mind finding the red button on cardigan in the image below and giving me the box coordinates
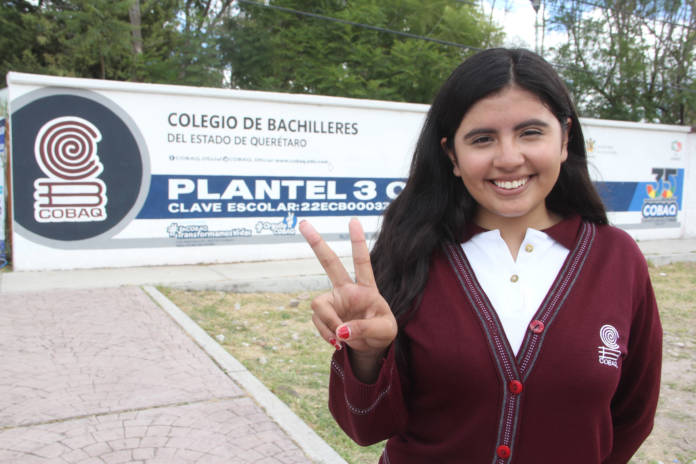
[497,445,511,459]
[529,320,545,334]
[508,380,523,394]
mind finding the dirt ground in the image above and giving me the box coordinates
[631,341,696,463]
[629,264,695,464]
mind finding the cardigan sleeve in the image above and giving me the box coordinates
[328,344,408,446]
[605,268,663,464]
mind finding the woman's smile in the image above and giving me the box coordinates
[490,176,530,191]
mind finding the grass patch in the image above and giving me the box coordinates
[162,261,696,464]
[159,288,385,463]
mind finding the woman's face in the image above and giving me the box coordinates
[442,85,569,231]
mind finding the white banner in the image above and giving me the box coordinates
[8,73,425,270]
[582,118,689,239]
[6,73,693,270]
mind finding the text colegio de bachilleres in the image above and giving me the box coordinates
[167,113,359,135]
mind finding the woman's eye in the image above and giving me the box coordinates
[471,136,493,144]
[522,129,543,137]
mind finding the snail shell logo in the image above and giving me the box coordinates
[11,89,149,244]
[597,324,621,368]
[33,117,107,223]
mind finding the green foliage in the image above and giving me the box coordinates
[54,0,135,80]
[0,1,51,79]
[1,0,135,81]
[4,0,691,125]
[221,0,503,103]
[0,0,226,86]
[546,0,696,125]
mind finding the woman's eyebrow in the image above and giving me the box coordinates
[463,127,495,139]
[514,119,550,130]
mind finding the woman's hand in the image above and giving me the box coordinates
[299,218,397,380]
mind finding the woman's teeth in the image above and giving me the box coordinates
[493,178,528,189]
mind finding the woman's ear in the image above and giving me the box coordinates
[560,118,571,162]
[441,137,461,176]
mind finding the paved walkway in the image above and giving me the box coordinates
[0,236,694,464]
[0,284,346,464]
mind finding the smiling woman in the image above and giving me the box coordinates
[441,85,570,257]
[299,48,663,464]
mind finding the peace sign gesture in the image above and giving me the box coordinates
[299,218,397,381]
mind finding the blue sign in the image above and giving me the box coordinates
[137,175,406,219]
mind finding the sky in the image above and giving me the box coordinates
[483,0,566,51]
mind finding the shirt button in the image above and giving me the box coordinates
[497,445,511,459]
[525,244,534,252]
[529,320,545,334]
[508,380,523,394]
[510,274,519,283]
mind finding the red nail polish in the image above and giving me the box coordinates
[329,338,343,350]
[337,326,351,340]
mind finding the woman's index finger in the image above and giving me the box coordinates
[299,220,353,287]
[348,218,376,287]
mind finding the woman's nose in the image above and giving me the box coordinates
[493,138,524,169]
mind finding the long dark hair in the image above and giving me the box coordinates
[371,48,607,330]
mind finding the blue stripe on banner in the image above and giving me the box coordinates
[137,175,406,219]
[594,181,639,212]
[136,169,685,219]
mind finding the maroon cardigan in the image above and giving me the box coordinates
[329,216,662,464]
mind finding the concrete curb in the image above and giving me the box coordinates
[642,252,696,266]
[167,275,332,293]
[142,285,348,464]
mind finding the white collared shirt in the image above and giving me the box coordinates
[461,229,569,355]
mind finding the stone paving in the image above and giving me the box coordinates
[0,287,313,463]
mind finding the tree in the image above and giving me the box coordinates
[129,0,144,56]
[545,0,696,125]
[1,0,503,99]
[1,0,142,82]
[54,0,136,80]
[0,0,229,86]
[162,0,236,86]
[220,0,503,103]
[0,0,57,82]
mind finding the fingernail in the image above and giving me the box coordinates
[329,337,343,351]
[337,325,351,340]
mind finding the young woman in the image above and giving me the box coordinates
[299,48,662,464]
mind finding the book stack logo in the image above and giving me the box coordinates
[33,117,107,223]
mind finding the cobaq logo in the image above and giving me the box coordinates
[33,116,107,223]
[12,89,149,243]
[642,167,679,222]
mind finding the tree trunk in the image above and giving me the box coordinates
[129,0,143,55]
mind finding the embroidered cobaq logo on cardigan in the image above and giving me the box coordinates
[598,324,621,368]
